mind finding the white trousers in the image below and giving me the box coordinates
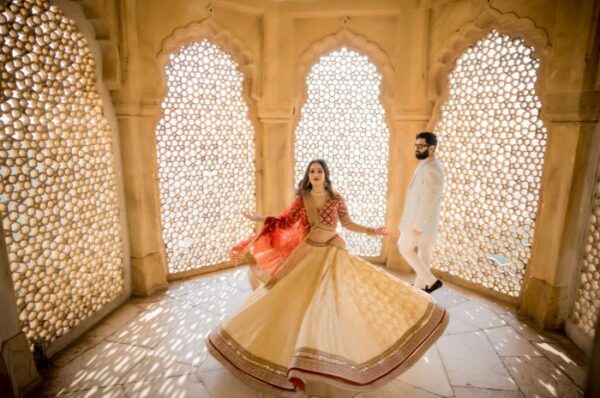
[397,231,437,289]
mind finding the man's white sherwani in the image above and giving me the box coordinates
[398,156,444,289]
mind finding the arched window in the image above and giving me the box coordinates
[295,47,389,257]
[0,0,125,345]
[156,39,256,275]
[432,30,547,296]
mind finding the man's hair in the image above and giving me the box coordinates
[416,131,438,146]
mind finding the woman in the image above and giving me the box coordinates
[207,160,448,397]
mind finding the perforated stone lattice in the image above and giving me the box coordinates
[0,0,124,345]
[295,47,389,257]
[156,39,256,274]
[432,30,547,297]
[572,173,600,337]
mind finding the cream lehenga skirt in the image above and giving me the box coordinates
[207,242,449,397]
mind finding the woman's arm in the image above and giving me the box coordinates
[242,210,265,222]
[242,196,305,226]
[337,195,389,236]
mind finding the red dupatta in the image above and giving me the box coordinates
[231,195,311,277]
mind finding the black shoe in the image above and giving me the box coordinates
[423,280,443,294]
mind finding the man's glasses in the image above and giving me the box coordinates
[414,144,431,150]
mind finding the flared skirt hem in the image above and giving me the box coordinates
[207,306,449,397]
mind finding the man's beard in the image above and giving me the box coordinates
[415,151,429,160]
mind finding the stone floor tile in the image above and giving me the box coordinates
[197,368,260,398]
[430,287,471,309]
[119,355,198,384]
[304,382,358,398]
[437,331,518,390]
[150,323,211,366]
[177,282,242,309]
[448,301,507,330]
[445,314,481,335]
[197,350,226,373]
[357,380,441,398]
[51,322,118,367]
[102,303,146,329]
[473,296,518,316]
[122,374,211,398]
[533,341,588,389]
[51,304,149,367]
[202,290,251,319]
[452,386,523,398]
[484,325,543,357]
[42,341,151,395]
[397,345,453,396]
[52,385,127,397]
[40,266,588,398]
[168,306,221,334]
[503,356,583,398]
[501,315,557,343]
[108,298,189,349]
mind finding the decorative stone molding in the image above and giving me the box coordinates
[57,0,122,89]
[294,28,396,117]
[427,7,551,130]
[156,18,260,101]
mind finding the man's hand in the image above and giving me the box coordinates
[374,226,390,236]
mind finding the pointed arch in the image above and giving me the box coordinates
[427,8,551,130]
[292,29,395,260]
[154,19,262,277]
[157,18,260,101]
[294,28,395,122]
[426,10,552,298]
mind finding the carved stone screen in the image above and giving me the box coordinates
[432,30,546,296]
[294,47,389,257]
[0,0,124,345]
[572,173,600,337]
[156,39,256,275]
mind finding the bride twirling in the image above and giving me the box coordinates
[206,159,449,397]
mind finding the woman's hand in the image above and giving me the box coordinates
[374,226,390,236]
[242,210,265,222]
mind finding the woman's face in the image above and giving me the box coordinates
[308,163,325,188]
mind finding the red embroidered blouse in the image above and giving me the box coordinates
[231,193,370,277]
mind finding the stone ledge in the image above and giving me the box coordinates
[0,332,40,398]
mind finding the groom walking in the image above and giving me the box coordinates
[398,131,444,294]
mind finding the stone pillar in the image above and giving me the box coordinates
[259,118,295,215]
[519,120,586,328]
[386,119,429,273]
[0,224,40,396]
[518,0,600,329]
[117,111,169,296]
[106,0,168,296]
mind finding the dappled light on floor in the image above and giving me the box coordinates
[37,267,587,397]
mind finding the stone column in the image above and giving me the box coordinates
[519,120,586,328]
[386,118,429,273]
[0,224,40,397]
[259,118,295,215]
[117,110,169,296]
[518,0,600,329]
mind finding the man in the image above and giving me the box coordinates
[398,131,444,294]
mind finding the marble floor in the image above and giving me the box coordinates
[34,266,589,398]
